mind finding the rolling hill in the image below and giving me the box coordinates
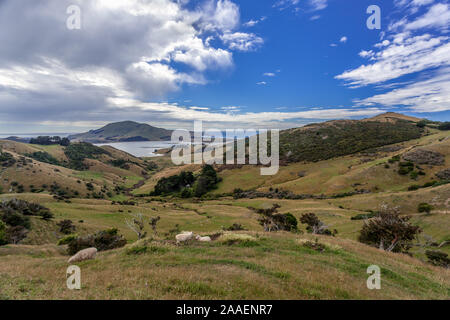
[0,113,449,300]
[68,121,173,143]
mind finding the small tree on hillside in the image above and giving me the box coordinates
[149,216,161,235]
[125,213,147,240]
[358,203,421,253]
[300,213,336,235]
[418,203,433,215]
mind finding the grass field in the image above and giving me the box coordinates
[0,127,449,300]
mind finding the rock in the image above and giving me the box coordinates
[402,149,445,166]
[68,247,97,264]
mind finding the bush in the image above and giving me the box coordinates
[300,213,335,235]
[250,204,297,232]
[0,199,53,221]
[5,226,28,244]
[418,203,433,214]
[438,122,450,131]
[351,211,376,220]
[153,171,195,195]
[0,221,7,245]
[25,151,60,166]
[67,228,127,255]
[358,206,421,253]
[1,210,30,229]
[224,223,246,231]
[426,250,449,268]
[302,239,326,252]
[57,220,76,234]
[57,234,78,246]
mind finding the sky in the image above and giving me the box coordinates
[0,0,449,133]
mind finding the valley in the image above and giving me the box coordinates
[0,113,449,300]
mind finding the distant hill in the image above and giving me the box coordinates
[278,113,424,163]
[68,121,172,143]
[362,112,422,123]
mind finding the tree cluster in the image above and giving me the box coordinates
[29,136,70,146]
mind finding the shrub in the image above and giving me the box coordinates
[1,210,30,229]
[0,221,7,245]
[351,211,376,220]
[301,238,326,252]
[180,188,193,198]
[300,213,335,235]
[67,228,127,255]
[57,220,76,234]
[126,245,148,255]
[410,171,419,180]
[25,151,60,166]
[408,185,420,191]
[153,171,195,195]
[251,204,298,232]
[418,203,433,214]
[5,226,28,244]
[57,234,78,246]
[437,122,450,131]
[224,223,246,231]
[426,250,449,268]
[358,205,421,253]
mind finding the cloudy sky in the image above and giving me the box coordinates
[0,0,449,133]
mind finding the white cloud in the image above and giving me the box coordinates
[336,34,450,86]
[263,72,276,77]
[356,68,450,112]
[340,36,348,43]
[273,0,326,12]
[404,3,450,31]
[200,0,240,32]
[256,81,267,85]
[221,32,264,51]
[243,16,266,27]
[0,0,270,130]
[309,0,328,11]
[359,50,374,58]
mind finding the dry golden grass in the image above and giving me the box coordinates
[0,231,448,300]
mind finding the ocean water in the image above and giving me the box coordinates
[94,141,177,157]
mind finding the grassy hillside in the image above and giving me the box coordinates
[0,114,448,300]
[213,129,449,196]
[0,140,156,198]
[279,118,423,163]
[0,192,448,300]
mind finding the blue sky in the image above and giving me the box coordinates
[0,0,449,133]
